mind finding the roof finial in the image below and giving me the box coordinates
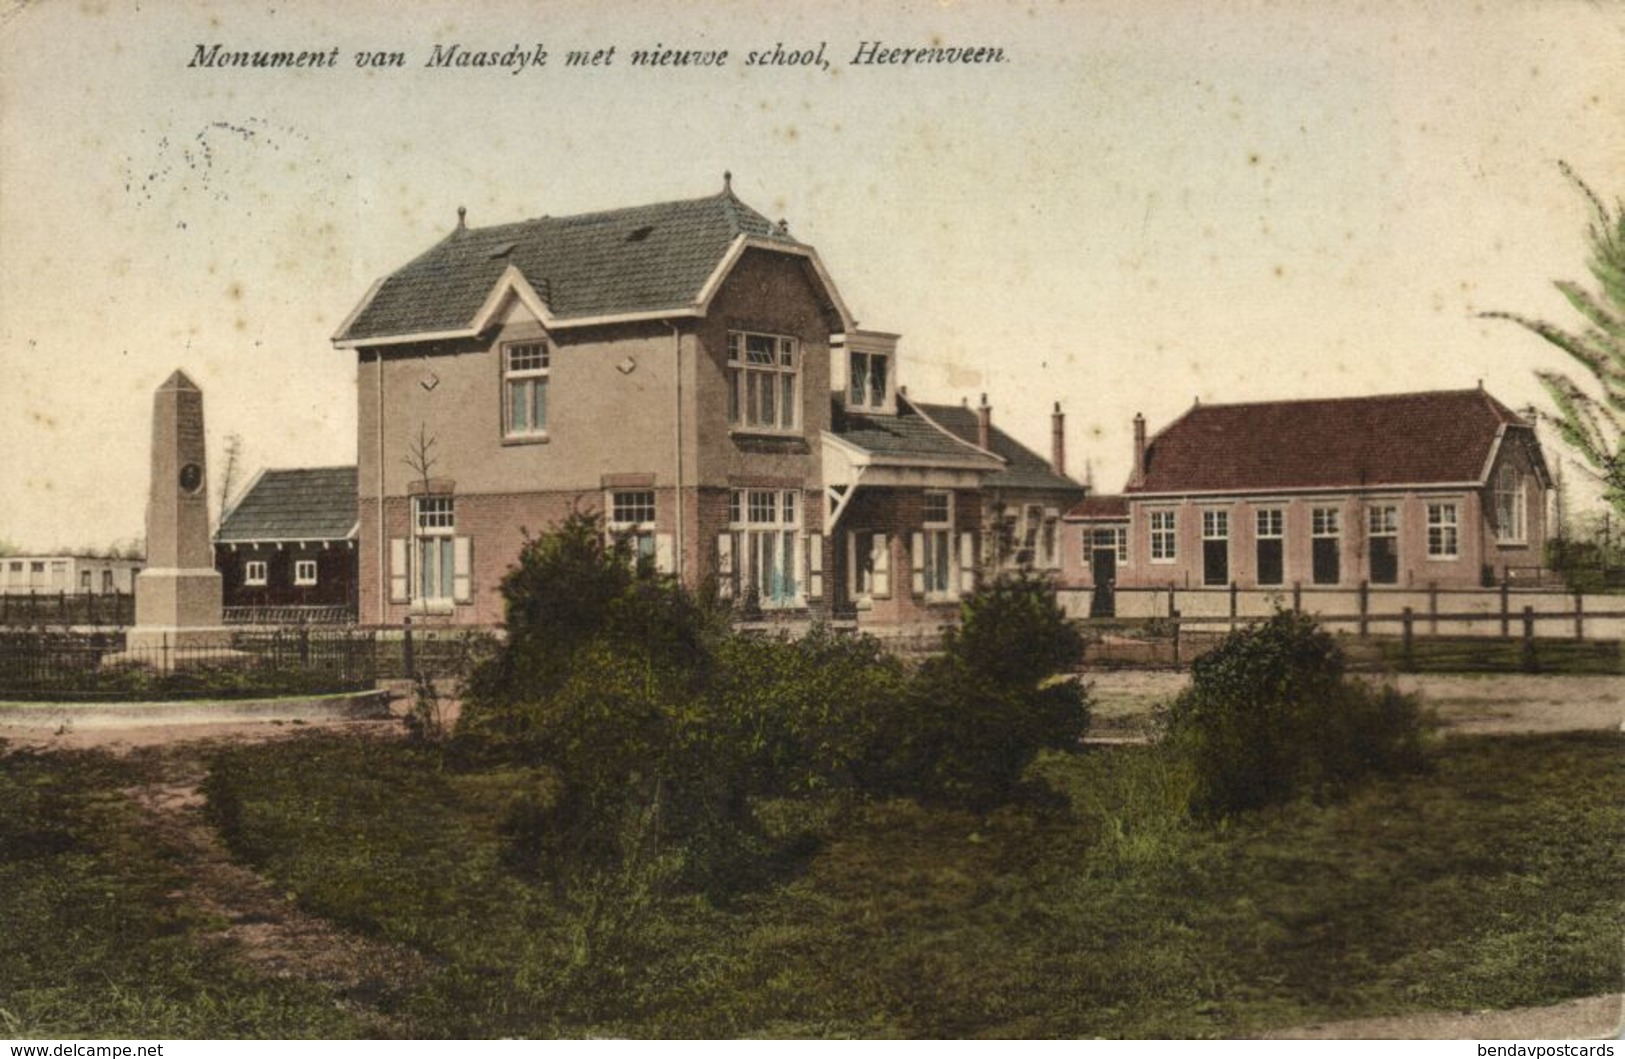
[777,217,790,235]
[723,170,733,193]
[456,206,467,230]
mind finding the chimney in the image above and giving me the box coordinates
[1130,413,1147,487]
[976,393,991,450]
[1051,401,1067,477]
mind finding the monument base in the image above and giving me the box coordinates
[106,626,246,672]
[134,568,224,628]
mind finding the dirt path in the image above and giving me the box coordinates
[118,727,429,1036]
[1264,993,1623,1040]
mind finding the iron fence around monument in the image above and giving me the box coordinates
[0,628,380,701]
[0,591,136,627]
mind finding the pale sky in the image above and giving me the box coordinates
[1,0,1620,552]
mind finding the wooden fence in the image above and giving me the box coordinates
[1080,599,1625,673]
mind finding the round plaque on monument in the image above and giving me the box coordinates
[179,462,203,493]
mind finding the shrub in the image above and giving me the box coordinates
[706,627,911,798]
[458,510,724,752]
[1163,610,1431,820]
[886,573,1090,809]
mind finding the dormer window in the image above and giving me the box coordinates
[839,331,900,415]
[849,350,889,412]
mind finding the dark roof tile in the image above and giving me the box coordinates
[1065,495,1129,520]
[1130,389,1535,494]
[915,402,1084,494]
[338,190,798,341]
[217,467,358,543]
[831,396,1002,468]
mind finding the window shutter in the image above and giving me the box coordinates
[806,532,824,599]
[911,532,926,595]
[655,534,674,575]
[389,538,409,603]
[452,537,473,603]
[792,531,807,601]
[873,533,890,598]
[716,533,734,599]
[959,531,977,594]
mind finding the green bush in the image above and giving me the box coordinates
[1164,610,1431,820]
[886,573,1090,809]
[459,511,724,752]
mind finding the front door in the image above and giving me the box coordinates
[1090,547,1117,618]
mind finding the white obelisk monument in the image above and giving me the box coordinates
[125,370,231,658]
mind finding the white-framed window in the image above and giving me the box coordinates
[848,349,889,412]
[1091,526,1128,563]
[244,560,268,586]
[1149,510,1177,563]
[503,341,549,438]
[725,489,802,607]
[294,559,318,586]
[1368,504,1400,585]
[1018,503,1045,565]
[79,570,92,592]
[414,495,457,606]
[1201,509,1229,586]
[1494,464,1526,543]
[1255,508,1284,586]
[1311,506,1341,585]
[727,331,799,432]
[915,491,955,599]
[609,489,659,569]
[1427,502,1460,559]
[29,561,45,588]
[848,530,890,604]
[101,570,114,594]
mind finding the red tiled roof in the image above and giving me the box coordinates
[1065,495,1129,520]
[1129,389,1533,495]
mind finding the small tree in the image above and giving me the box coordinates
[1484,163,1625,517]
[1163,610,1430,820]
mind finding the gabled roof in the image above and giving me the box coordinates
[913,402,1084,493]
[334,184,850,344]
[1128,389,1544,495]
[829,395,1003,470]
[217,467,358,544]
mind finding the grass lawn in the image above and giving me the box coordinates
[180,728,1622,1038]
[0,745,365,1037]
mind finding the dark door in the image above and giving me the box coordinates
[1090,548,1117,618]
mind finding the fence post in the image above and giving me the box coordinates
[1522,606,1538,673]
[1428,581,1439,634]
[1401,606,1414,672]
[1229,581,1238,628]
[1500,579,1510,638]
[402,615,415,681]
[1358,580,1369,637]
[1292,581,1302,612]
[298,623,310,665]
[1574,591,1584,642]
[1170,606,1181,668]
[59,590,67,624]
